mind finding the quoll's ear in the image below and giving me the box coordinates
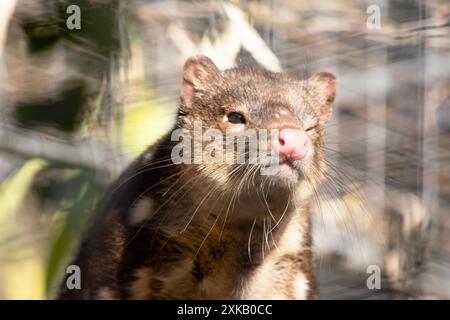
[308,72,337,123]
[181,55,220,109]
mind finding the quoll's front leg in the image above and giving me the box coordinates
[241,252,316,300]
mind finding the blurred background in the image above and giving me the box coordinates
[0,0,449,299]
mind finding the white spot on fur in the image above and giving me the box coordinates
[130,197,154,225]
[96,287,115,300]
[242,255,290,299]
[293,273,309,299]
[277,215,304,254]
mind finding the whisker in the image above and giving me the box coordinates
[247,218,257,263]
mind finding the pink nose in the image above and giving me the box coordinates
[277,128,309,161]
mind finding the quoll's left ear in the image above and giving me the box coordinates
[308,72,337,123]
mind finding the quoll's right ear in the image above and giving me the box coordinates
[308,72,337,124]
[181,55,220,109]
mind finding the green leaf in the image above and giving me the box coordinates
[45,171,103,298]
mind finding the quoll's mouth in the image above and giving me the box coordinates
[279,153,298,163]
[279,158,295,168]
[279,159,299,172]
[259,157,303,185]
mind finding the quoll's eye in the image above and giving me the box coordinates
[227,112,246,124]
[306,124,319,132]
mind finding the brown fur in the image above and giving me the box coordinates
[57,56,336,300]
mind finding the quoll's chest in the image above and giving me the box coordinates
[123,212,310,299]
[124,237,246,299]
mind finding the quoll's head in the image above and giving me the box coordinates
[176,55,336,193]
